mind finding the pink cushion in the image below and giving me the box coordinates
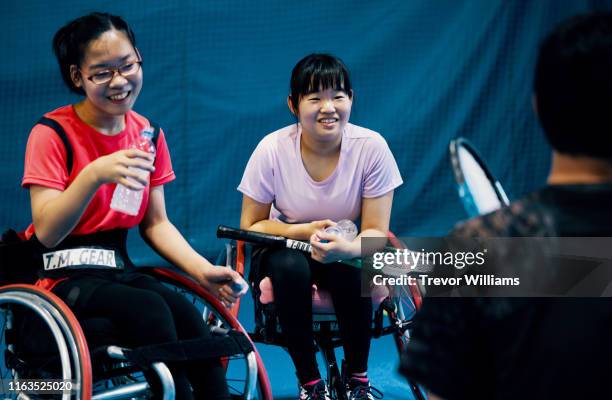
[258,277,276,304]
[258,277,389,313]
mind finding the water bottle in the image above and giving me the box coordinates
[110,127,156,216]
[324,219,358,241]
[230,280,247,294]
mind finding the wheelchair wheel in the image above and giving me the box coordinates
[145,268,273,400]
[385,287,415,353]
[0,284,92,400]
[383,233,422,352]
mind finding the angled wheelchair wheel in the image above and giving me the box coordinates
[0,284,92,400]
[144,268,273,400]
[379,294,426,400]
[383,234,427,400]
[383,232,422,353]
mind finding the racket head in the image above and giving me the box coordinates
[449,137,510,217]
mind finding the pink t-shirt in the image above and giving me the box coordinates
[238,123,403,223]
[22,105,175,239]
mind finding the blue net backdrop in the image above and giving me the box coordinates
[1,0,610,264]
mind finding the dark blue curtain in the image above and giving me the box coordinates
[2,0,610,263]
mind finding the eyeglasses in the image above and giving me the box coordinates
[81,60,142,85]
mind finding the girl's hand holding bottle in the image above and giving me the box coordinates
[310,219,360,263]
[197,265,249,308]
[87,148,155,190]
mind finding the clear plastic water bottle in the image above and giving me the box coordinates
[110,127,156,216]
[324,219,358,241]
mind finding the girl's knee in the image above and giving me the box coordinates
[131,292,176,334]
[265,249,311,282]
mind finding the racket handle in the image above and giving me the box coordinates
[286,239,312,253]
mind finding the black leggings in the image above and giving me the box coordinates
[54,272,229,400]
[256,248,373,383]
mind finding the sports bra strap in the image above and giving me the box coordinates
[37,116,73,174]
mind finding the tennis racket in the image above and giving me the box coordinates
[216,225,367,268]
[217,225,313,252]
[449,137,509,217]
[218,226,425,313]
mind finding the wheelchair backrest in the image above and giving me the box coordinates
[0,229,42,285]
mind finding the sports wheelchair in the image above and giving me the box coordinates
[217,227,426,400]
[0,231,274,400]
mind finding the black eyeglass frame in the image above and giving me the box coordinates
[81,60,143,85]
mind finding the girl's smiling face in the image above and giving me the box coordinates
[294,87,353,143]
[71,29,142,118]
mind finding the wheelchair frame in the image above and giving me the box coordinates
[227,238,426,400]
[0,268,274,400]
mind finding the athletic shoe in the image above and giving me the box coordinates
[345,377,384,400]
[299,379,331,400]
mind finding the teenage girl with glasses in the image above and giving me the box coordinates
[22,12,247,399]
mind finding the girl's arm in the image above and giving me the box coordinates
[31,149,153,248]
[310,191,394,263]
[240,194,334,241]
[140,185,246,305]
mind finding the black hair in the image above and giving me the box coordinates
[52,12,137,95]
[289,53,352,113]
[534,12,612,160]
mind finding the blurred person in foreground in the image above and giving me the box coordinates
[400,12,612,400]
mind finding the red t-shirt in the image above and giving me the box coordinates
[22,105,175,239]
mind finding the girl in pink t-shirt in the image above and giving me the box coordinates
[239,54,402,400]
